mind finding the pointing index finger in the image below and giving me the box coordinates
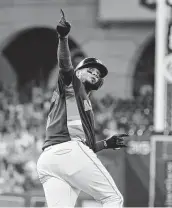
[60,9,65,20]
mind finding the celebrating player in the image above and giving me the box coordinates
[37,9,128,208]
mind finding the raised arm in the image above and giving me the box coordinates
[56,9,73,73]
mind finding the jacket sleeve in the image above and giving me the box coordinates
[94,140,105,152]
[57,37,74,86]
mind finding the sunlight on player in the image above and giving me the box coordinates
[37,9,128,208]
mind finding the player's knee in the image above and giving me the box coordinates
[119,194,124,206]
[101,192,124,207]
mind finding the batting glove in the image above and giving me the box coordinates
[104,133,128,150]
[56,9,71,38]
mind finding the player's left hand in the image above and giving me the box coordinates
[104,133,128,150]
[56,9,71,38]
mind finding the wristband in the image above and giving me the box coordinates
[103,140,108,148]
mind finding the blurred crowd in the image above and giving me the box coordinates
[92,91,153,141]
[0,82,51,193]
[0,81,154,194]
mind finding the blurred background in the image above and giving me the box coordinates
[0,0,171,207]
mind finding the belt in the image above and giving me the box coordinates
[43,143,57,151]
[43,140,86,151]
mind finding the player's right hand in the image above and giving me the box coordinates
[104,133,128,150]
[56,9,71,38]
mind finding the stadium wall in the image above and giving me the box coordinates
[0,0,154,99]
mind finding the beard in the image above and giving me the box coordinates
[84,78,103,91]
[75,70,104,92]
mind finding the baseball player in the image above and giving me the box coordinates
[37,10,128,208]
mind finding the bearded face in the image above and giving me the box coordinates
[76,68,103,91]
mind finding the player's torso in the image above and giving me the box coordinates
[43,72,96,150]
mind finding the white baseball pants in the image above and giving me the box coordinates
[37,141,123,207]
